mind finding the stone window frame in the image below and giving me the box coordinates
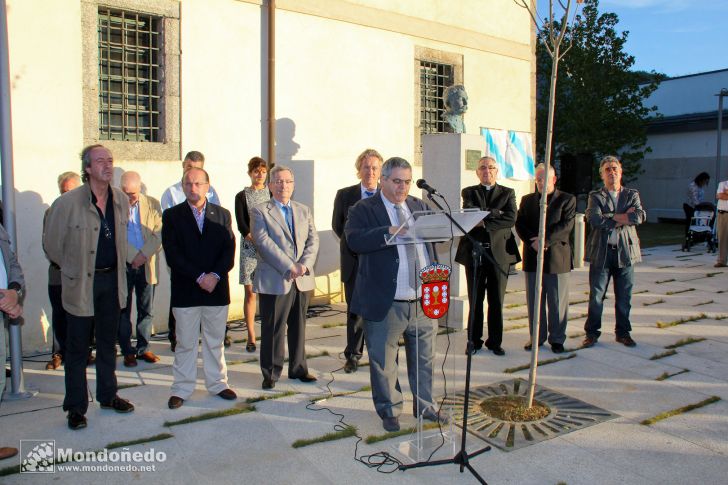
[414,46,463,166]
[81,0,180,160]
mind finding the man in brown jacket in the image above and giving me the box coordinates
[44,144,135,430]
[118,171,163,367]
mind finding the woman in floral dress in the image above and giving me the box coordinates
[234,157,269,352]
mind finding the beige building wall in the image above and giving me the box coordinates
[4,0,533,351]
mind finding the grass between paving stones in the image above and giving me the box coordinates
[657,265,675,269]
[322,322,347,328]
[640,396,721,425]
[227,357,258,365]
[705,272,722,277]
[246,390,297,404]
[285,350,329,362]
[665,288,695,295]
[292,425,358,448]
[106,433,174,450]
[655,278,675,284]
[310,385,372,403]
[568,312,588,321]
[503,353,576,374]
[506,313,529,321]
[568,331,586,339]
[569,299,588,305]
[655,369,690,381]
[665,337,706,349]
[504,323,528,332]
[633,289,648,295]
[164,403,255,427]
[506,302,526,309]
[693,300,714,307]
[649,349,678,360]
[117,382,142,390]
[364,422,441,444]
[437,327,457,335]
[656,313,707,328]
[643,298,665,306]
[232,336,262,344]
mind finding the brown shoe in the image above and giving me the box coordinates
[138,351,160,363]
[616,335,637,347]
[714,262,727,268]
[168,396,184,409]
[46,353,63,370]
[123,354,137,367]
[0,447,18,460]
[582,335,598,348]
[217,388,237,400]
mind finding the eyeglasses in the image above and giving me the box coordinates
[386,177,412,186]
[273,180,294,186]
[184,182,209,188]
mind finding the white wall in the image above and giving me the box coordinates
[5,0,533,351]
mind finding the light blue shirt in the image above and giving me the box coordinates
[127,202,144,251]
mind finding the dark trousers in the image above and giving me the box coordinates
[259,287,310,382]
[683,203,695,238]
[584,248,634,339]
[167,303,176,344]
[118,264,155,355]
[49,284,67,356]
[63,271,120,415]
[343,278,365,361]
[465,258,509,348]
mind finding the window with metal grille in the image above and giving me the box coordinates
[98,8,161,142]
[419,60,454,135]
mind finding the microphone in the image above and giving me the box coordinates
[416,179,441,196]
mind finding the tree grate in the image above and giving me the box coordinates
[442,378,618,451]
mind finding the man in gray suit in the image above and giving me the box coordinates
[251,165,319,390]
[0,223,25,461]
[583,156,645,348]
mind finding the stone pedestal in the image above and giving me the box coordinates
[422,133,485,330]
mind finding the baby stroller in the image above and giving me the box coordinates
[684,202,717,252]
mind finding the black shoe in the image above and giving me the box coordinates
[100,396,135,413]
[382,417,400,432]
[223,335,232,348]
[292,373,317,383]
[465,342,482,355]
[582,335,598,348]
[551,343,565,354]
[616,335,637,347]
[67,412,87,430]
[217,388,237,400]
[262,379,275,390]
[486,345,505,356]
[344,358,358,373]
[170,341,177,352]
[168,396,184,409]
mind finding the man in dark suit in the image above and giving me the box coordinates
[583,156,645,348]
[332,148,382,373]
[455,156,520,356]
[162,167,237,409]
[345,157,445,432]
[252,165,319,390]
[515,164,575,354]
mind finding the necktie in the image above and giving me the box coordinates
[282,206,297,256]
[364,190,375,198]
[395,204,417,291]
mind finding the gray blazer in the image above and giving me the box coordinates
[251,198,319,295]
[0,224,25,317]
[585,187,645,268]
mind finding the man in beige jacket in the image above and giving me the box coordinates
[118,171,163,367]
[44,144,134,430]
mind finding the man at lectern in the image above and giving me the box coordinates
[345,156,446,432]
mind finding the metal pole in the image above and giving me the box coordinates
[0,0,34,399]
[716,89,727,186]
[267,0,275,169]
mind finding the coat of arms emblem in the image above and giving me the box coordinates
[419,263,450,319]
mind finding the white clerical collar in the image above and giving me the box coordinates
[481,184,494,191]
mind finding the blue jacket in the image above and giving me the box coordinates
[344,192,436,322]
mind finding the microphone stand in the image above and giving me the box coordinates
[398,191,502,484]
